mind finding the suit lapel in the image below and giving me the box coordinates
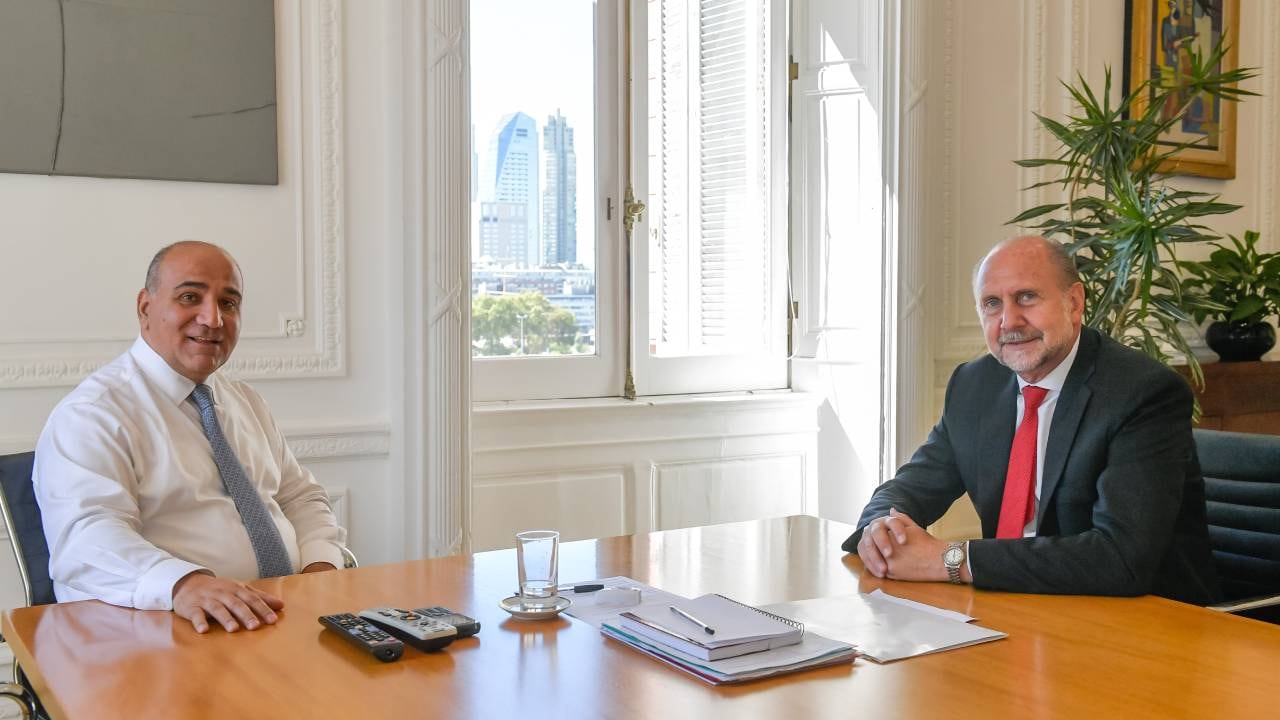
[977,372,1019,535]
[1036,328,1098,529]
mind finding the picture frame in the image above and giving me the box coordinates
[1124,0,1241,179]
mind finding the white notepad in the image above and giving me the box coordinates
[619,593,803,660]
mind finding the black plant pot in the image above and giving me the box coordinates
[1206,321,1277,362]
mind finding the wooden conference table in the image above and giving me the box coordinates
[4,515,1279,719]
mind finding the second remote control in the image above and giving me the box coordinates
[413,606,481,638]
[359,608,458,651]
[318,613,404,662]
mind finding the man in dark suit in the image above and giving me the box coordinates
[844,235,1219,605]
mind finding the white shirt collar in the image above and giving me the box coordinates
[129,336,209,407]
[1016,332,1082,393]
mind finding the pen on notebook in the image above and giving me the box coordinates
[669,605,716,635]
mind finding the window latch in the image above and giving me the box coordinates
[623,184,646,235]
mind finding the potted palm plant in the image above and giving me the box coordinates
[1008,39,1257,388]
[1178,230,1280,361]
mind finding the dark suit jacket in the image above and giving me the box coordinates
[842,327,1220,605]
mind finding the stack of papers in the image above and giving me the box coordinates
[761,591,1006,663]
[600,623,857,685]
[596,589,855,685]
[618,594,804,660]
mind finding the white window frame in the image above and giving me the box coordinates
[470,0,625,401]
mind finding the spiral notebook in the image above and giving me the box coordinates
[618,593,804,660]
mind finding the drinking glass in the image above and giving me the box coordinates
[515,530,559,609]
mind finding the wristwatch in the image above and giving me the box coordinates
[942,541,966,584]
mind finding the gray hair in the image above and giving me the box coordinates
[144,241,241,292]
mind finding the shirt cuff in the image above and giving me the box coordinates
[965,540,974,581]
[135,557,208,611]
[299,540,344,571]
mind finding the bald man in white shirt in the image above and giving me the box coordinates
[34,241,347,633]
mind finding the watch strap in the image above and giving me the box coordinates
[944,541,964,584]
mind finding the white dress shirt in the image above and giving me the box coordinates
[1012,333,1081,536]
[34,337,346,611]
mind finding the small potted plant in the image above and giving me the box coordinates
[1179,230,1280,362]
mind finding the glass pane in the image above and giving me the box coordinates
[471,0,598,357]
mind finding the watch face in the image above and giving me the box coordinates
[944,547,964,566]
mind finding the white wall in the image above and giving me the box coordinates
[923,0,1280,538]
[0,1,413,692]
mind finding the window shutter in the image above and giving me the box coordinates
[634,0,786,393]
[650,0,772,356]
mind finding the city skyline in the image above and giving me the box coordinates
[471,0,595,269]
[476,110,584,269]
[542,110,577,266]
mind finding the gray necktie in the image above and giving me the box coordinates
[190,384,295,578]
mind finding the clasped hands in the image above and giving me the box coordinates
[856,508,969,583]
[172,561,335,633]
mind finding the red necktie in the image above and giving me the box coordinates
[996,385,1050,539]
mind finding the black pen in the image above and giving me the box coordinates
[558,583,605,593]
[669,605,716,635]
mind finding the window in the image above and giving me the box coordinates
[470,0,787,400]
[470,0,622,401]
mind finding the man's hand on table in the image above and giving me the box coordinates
[172,571,284,633]
[857,508,971,583]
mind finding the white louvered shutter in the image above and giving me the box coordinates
[633,0,786,394]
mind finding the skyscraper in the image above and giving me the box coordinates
[541,111,577,266]
[482,112,539,267]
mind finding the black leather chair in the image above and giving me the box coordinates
[0,451,48,718]
[1194,429,1280,624]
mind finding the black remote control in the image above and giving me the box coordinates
[318,613,405,662]
[413,606,482,638]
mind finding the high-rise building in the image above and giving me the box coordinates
[541,111,577,266]
[481,112,540,267]
[477,202,529,266]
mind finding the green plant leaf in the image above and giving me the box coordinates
[1228,296,1266,323]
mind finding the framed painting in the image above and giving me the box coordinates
[1125,0,1241,179]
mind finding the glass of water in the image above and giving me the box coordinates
[515,530,559,609]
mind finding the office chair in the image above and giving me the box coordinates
[0,451,46,719]
[1194,429,1280,624]
[341,546,359,569]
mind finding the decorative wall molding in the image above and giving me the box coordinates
[287,426,392,462]
[473,394,819,541]
[1,425,390,462]
[648,452,808,531]
[329,486,349,535]
[894,0,932,465]
[0,0,346,388]
[471,468,631,550]
[939,0,959,358]
[1018,0,1047,210]
[400,0,471,560]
